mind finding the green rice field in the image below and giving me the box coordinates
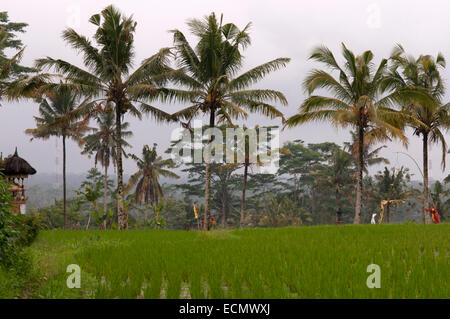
[17,224,450,298]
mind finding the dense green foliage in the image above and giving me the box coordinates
[20,224,449,299]
[24,136,449,230]
[0,176,40,298]
[0,175,15,265]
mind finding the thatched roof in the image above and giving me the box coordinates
[0,148,37,176]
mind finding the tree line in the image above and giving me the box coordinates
[0,5,449,230]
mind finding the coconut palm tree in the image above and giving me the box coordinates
[34,5,182,229]
[25,86,89,229]
[284,43,427,223]
[126,144,179,212]
[82,109,132,224]
[383,45,450,223]
[230,125,283,228]
[169,13,290,228]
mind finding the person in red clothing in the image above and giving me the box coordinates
[208,216,216,230]
[425,207,441,224]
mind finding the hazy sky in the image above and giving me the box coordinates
[1,0,449,181]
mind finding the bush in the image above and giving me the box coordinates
[0,175,39,268]
[13,214,42,247]
[0,249,34,298]
[0,175,40,298]
[0,175,16,267]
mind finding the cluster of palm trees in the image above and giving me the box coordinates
[285,44,449,224]
[3,5,449,228]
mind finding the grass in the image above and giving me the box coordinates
[0,249,39,299]
[5,223,450,299]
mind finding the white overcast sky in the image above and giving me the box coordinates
[1,0,449,181]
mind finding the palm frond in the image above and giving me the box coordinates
[228,58,290,91]
[139,102,173,123]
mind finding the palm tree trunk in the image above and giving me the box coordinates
[354,126,364,224]
[221,187,226,228]
[204,109,215,230]
[335,186,340,224]
[240,163,248,228]
[386,202,390,223]
[103,164,108,230]
[204,164,211,230]
[115,105,127,229]
[62,135,67,230]
[293,174,298,203]
[423,132,431,224]
[86,213,91,230]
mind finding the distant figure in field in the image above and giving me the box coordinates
[425,207,441,224]
[208,217,216,230]
[371,213,377,224]
[72,222,81,230]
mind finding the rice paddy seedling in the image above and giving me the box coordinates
[12,224,449,299]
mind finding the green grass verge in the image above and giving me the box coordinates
[3,223,449,299]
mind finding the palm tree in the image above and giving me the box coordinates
[126,144,179,214]
[233,126,283,228]
[25,86,89,229]
[372,166,411,223]
[35,5,181,229]
[284,43,426,223]
[383,45,449,223]
[82,109,132,225]
[169,13,290,228]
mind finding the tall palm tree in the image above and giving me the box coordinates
[82,109,132,224]
[284,43,426,223]
[233,125,283,228]
[35,5,181,229]
[25,86,89,229]
[169,13,290,228]
[126,144,179,210]
[383,45,449,223]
